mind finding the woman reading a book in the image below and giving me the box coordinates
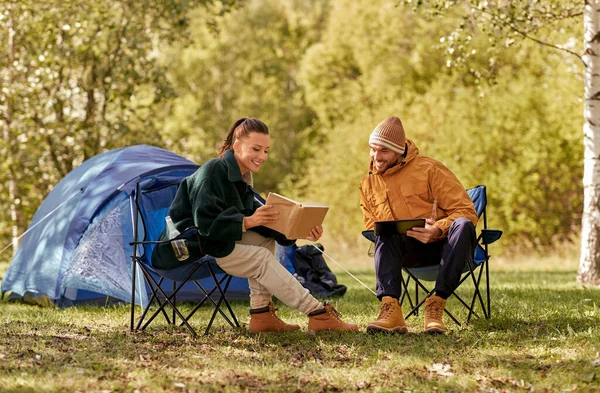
[157,117,357,333]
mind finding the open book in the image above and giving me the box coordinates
[262,192,329,239]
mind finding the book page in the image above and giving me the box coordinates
[262,193,328,238]
[263,193,300,236]
[288,205,329,239]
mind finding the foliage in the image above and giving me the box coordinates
[0,257,599,392]
[297,0,582,250]
[160,0,329,193]
[0,0,588,254]
[0,0,235,249]
[404,0,583,80]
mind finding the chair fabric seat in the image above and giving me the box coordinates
[146,256,224,282]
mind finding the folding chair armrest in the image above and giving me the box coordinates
[362,230,376,243]
[129,227,201,246]
[129,240,170,246]
[479,229,502,245]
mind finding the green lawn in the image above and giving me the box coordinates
[1,253,599,392]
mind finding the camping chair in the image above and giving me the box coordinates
[362,185,502,326]
[129,178,240,336]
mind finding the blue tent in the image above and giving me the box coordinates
[1,145,250,307]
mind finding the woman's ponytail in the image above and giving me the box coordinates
[217,117,269,157]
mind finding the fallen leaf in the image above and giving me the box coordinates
[427,363,454,377]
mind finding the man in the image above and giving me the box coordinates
[359,116,477,334]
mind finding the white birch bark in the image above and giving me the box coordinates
[3,10,19,257]
[579,0,600,285]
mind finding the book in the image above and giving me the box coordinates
[262,192,329,239]
[374,218,426,236]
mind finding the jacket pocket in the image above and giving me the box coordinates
[401,183,431,217]
[370,191,388,207]
[401,183,429,198]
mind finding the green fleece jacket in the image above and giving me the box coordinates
[152,149,294,269]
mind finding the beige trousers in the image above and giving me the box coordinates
[215,231,322,314]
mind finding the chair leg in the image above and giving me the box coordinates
[466,263,488,323]
[401,269,464,327]
[399,272,415,311]
[476,262,490,319]
[172,280,176,326]
[217,275,240,327]
[187,274,238,329]
[203,265,240,335]
[485,258,491,318]
[139,265,203,336]
[130,258,138,331]
[185,273,230,322]
[414,279,419,316]
[403,269,434,319]
[204,276,231,336]
[136,272,172,330]
[137,274,174,329]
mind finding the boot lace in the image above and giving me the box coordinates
[269,305,287,326]
[377,302,395,320]
[426,301,443,321]
[324,302,343,321]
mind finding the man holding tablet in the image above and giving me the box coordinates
[359,116,478,334]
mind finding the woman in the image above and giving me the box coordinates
[154,118,357,333]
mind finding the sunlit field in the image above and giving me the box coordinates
[1,239,598,393]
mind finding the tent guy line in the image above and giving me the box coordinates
[0,189,84,256]
[308,242,377,296]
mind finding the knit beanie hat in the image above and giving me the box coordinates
[369,116,406,154]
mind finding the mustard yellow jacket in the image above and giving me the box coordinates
[359,139,477,238]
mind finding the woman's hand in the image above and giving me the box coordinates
[244,205,279,229]
[305,225,323,242]
[406,218,442,243]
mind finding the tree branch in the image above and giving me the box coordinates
[478,8,586,66]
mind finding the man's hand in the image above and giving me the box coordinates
[244,205,279,229]
[305,225,323,242]
[406,218,442,243]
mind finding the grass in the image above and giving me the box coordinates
[1,249,600,392]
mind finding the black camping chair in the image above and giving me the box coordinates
[362,185,502,325]
[129,178,239,336]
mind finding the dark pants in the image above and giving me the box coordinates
[374,217,476,300]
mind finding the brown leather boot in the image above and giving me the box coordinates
[366,296,408,334]
[424,295,447,333]
[248,302,300,333]
[307,301,358,333]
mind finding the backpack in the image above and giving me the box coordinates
[292,243,347,298]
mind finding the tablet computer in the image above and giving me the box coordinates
[374,218,426,236]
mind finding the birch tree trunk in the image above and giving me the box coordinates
[3,10,20,257]
[579,0,600,285]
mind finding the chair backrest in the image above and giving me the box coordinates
[133,175,187,264]
[466,185,488,265]
[466,185,486,219]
